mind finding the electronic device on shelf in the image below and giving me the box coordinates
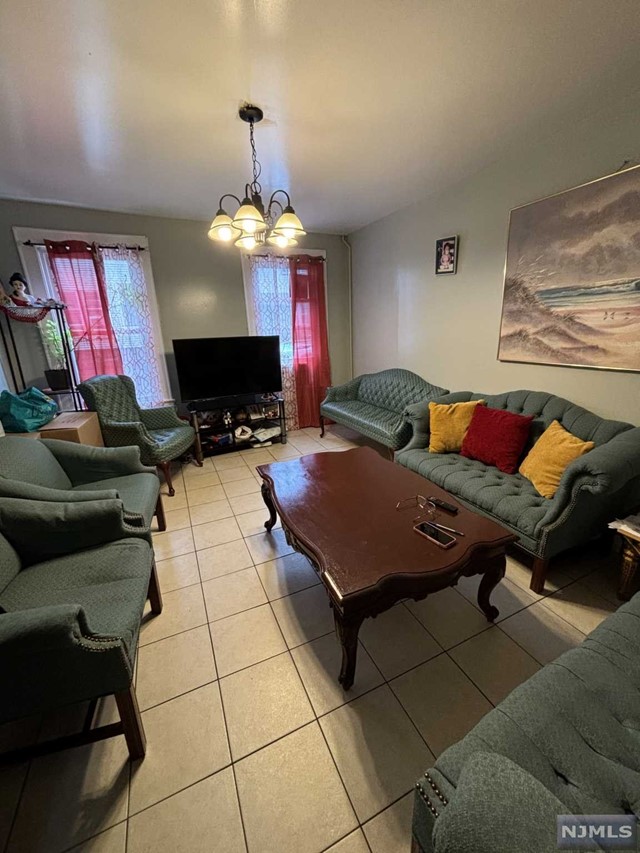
[252,425,282,443]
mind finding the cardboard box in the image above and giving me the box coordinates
[39,412,104,447]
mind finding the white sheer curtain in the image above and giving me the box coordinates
[244,255,299,431]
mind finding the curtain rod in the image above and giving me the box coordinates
[22,240,146,251]
[250,253,325,261]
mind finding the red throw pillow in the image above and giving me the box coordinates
[460,405,533,474]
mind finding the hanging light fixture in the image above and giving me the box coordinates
[208,104,305,251]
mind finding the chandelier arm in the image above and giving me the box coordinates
[266,190,291,219]
[218,193,242,210]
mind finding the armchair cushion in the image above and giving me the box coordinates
[42,439,152,484]
[0,479,118,504]
[74,473,160,527]
[0,435,71,490]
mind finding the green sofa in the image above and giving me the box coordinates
[0,435,165,534]
[398,390,640,592]
[0,497,162,761]
[320,369,448,451]
[412,593,640,853]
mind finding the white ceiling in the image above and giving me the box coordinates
[1,0,639,233]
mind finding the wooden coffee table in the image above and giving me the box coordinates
[257,446,516,689]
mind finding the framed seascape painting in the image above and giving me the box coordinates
[498,164,640,372]
[435,236,458,275]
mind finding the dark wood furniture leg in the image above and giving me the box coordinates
[477,557,505,621]
[618,538,640,601]
[148,562,163,614]
[530,556,548,594]
[319,414,325,438]
[261,482,278,532]
[155,494,166,532]
[157,461,175,497]
[334,611,364,691]
[114,685,146,760]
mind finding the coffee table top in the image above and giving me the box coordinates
[257,446,515,601]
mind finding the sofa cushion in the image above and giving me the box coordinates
[0,532,21,597]
[357,368,447,412]
[0,435,72,490]
[0,539,152,660]
[461,406,533,474]
[321,400,410,448]
[428,400,484,454]
[520,420,595,499]
[74,472,160,526]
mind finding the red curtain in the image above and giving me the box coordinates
[45,240,123,380]
[290,255,331,428]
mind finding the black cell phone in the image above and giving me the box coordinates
[428,496,458,514]
[414,521,457,549]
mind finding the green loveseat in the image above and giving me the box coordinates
[412,593,640,853]
[320,369,448,451]
[0,497,162,761]
[398,390,640,592]
[0,435,165,534]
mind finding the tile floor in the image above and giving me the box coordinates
[0,425,626,853]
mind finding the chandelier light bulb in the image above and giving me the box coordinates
[208,210,240,242]
[235,232,258,250]
[217,225,234,241]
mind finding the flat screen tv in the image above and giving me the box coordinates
[173,335,282,401]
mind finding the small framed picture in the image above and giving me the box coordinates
[435,236,458,275]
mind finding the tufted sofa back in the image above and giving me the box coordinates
[357,369,448,413]
[443,389,632,447]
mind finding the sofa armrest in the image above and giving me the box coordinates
[140,405,185,430]
[322,376,362,405]
[42,439,153,485]
[402,392,474,451]
[0,497,148,565]
[0,478,119,503]
[558,426,640,495]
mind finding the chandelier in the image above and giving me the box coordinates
[207,104,306,251]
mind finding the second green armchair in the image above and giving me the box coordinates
[78,374,198,496]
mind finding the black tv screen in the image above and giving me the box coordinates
[172,336,282,401]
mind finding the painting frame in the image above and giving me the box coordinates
[435,235,458,275]
[497,164,640,374]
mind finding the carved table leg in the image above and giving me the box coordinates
[618,538,640,601]
[261,482,278,533]
[477,556,505,622]
[334,611,364,691]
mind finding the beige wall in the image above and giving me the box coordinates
[349,88,640,425]
[0,199,351,396]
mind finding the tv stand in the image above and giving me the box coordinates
[189,393,287,462]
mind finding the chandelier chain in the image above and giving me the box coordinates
[249,121,262,195]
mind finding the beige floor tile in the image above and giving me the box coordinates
[155,552,200,593]
[139,584,207,646]
[184,472,223,493]
[136,626,217,711]
[319,685,433,822]
[213,455,250,471]
[219,466,255,484]
[455,574,539,622]
[158,490,187,510]
[228,491,269,515]
[221,652,314,760]
[236,508,282,537]
[188,498,234,526]
[360,605,442,679]
[540,580,618,634]
[9,737,129,853]
[245,528,294,564]
[406,587,491,649]
[192,516,243,550]
[390,655,492,756]
[128,767,245,853]
[210,603,287,677]
[182,458,214,477]
[500,602,586,665]
[202,567,267,622]
[0,765,28,851]
[0,716,41,752]
[325,830,370,853]
[66,822,127,853]
[449,626,540,704]
[239,448,276,465]
[129,683,230,815]
[222,477,262,498]
[235,723,357,853]
[579,564,624,606]
[286,434,324,452]
[271,584,334,648]
[362,792,413,853]
[152,527,195,561]
[197,538,254,581]
[162,507,192,532]
[186,483,227,506]
[505,556,572,597]
[268,444,302,461]
[291,634,384,716]
[255,552,320,601]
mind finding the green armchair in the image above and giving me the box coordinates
[78,374,198,496]
[0,435,165,533]
[0,497,162,761]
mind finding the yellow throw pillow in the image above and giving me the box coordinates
[428,400,485,454]
[519,419,594,499]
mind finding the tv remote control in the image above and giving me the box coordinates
[429,496,458,514]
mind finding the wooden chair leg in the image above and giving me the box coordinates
[530,556,549,594]
[114,685,146,761]
[157,461,175,497]
[148,561,163,614]
[319,414,325,438]
[155,494,167,532]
